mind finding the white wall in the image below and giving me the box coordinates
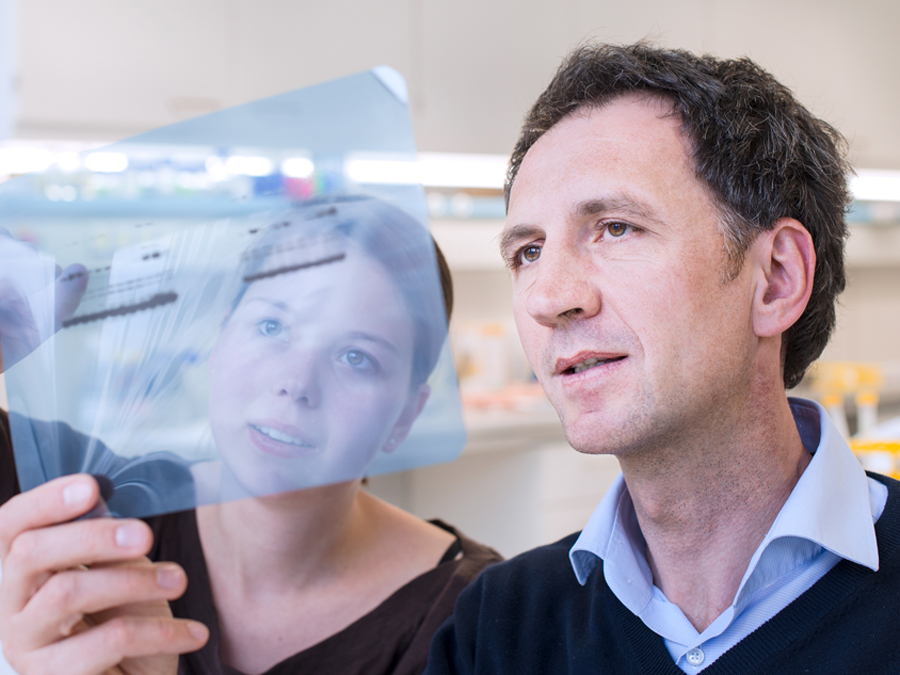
[369,442,623,559]
[11,0,900,169]
[0,0,15,140]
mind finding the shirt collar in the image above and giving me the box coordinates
[569,397,880,597]
[751,398,879,570]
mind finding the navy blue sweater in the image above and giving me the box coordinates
[426,473,900,674]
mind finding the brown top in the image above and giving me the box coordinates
[0,410,502,675]
[153,512,499,675]
[0,409,20,505]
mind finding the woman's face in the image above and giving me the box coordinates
[207,244,424,497]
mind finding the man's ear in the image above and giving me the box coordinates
[750,218,815,339]
[381,383,431,453]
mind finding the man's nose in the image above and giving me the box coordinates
[274,355,321,407]
[522,245,601,327]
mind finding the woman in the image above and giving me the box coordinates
[0,196,501,675]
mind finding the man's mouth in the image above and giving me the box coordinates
[250,424,315,448]
[559,354,627,375]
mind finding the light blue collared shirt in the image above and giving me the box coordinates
[569,398,888,673]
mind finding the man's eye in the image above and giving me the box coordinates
[518,245,542,265]
[257,319,285,338]
[341,349,377,372]
[607,222,628,238]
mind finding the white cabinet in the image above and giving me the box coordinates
[0,0,14,140]
[367,406,622,559]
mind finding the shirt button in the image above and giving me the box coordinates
[686,648,705,666]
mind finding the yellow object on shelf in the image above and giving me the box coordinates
[819,393,843,409]
[808,362,885,439]
[856,391,880,407]
[810,362,884,395]
[850,440,900,479]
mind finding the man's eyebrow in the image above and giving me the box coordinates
[575,196,662,223]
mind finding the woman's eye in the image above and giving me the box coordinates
[257,319,285,338]
[518,244,542,265]
[341,349,377,371]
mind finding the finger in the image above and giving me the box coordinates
[0,475,100,558]
[0,517,153,616]
[12,563,188,651]
[13,616,208,675]
[0,236,38,255]
[55,263,88,327]
[0,277,41,371]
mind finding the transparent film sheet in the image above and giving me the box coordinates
[0,68,465,518]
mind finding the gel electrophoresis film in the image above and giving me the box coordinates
[0,68,466,518]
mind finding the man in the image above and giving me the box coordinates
[425,43,900,673]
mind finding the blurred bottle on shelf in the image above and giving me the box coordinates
[809,361,900,477]
[453,321,510,393]
[451,320,551,413]
[809,361,883,438]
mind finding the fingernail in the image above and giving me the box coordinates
[188,621,209,641]
[115,522,146,548]
[156,565,183,589]
[63,481,93,507]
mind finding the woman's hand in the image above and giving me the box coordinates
[0,475,208,675]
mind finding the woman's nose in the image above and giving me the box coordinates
[522,244,601,327]
[274,356,321,407]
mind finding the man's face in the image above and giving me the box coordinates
[503,95,758,456]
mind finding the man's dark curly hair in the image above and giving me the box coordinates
[506,43,851,389]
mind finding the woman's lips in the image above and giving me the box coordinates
[247,420,319,458]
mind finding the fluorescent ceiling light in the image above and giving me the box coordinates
[84,152,129,173]
[55,152,82,172]
[417,153,507,189]
[20,139,900,205]
[346,153,508,189]
[44,184,78,202]
[281,157,314,179]
[851,169,900,202]
[346,157,418,185]
[205,156,229,180]
[225,155,273,177]
[0,147,54,174]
